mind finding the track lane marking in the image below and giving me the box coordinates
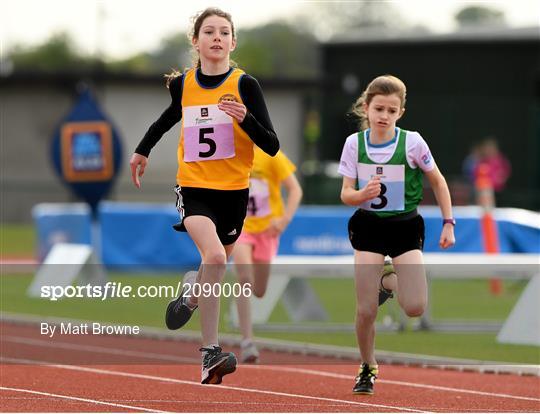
[247,366,540,402]
[0,386,167,412]
[2,335,197,363]
[0,357,427,413]
[4,335,538,402]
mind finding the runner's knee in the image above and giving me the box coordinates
[356,305,377,324]
[402,301,426,317]
[203,251,227,265]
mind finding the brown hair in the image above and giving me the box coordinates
[350,75,407,130]
[165,8,236,87]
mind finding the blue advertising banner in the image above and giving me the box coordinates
[51,86,122,213]
[33,203,540,269]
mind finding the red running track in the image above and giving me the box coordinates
[1,322,539,412]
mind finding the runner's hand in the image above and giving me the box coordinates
[439,224,456,249]
[130,153,148,189]
[218,100,247,122]
[266,217,288,237]
[361,176,381,201]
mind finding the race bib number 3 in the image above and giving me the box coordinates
[183,104,235,162]
[358,163,405,211]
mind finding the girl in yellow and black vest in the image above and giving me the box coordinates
[130,8,279,385]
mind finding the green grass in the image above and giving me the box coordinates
[0,224,35,256]
[1,273,538,364]
[309,278,527,322]
[254,331,540,364]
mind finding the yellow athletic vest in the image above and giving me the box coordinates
[243,148,296,233]
[177,68,254,190]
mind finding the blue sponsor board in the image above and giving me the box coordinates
[32,204,93,261]
[51,87,123,213]
[34,204,540,268]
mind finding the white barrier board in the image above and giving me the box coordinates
[497,275,540,346]
[27,243,106,298]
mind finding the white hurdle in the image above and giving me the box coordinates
[228,253,539,345]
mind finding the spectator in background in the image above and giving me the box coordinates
[475,137,511,193]
[462,143,481,203]
[462,143,481,185]
[462,138,511,204]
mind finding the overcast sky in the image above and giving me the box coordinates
[2,0,539,59]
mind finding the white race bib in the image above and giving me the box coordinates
[247,177,271,217]
[357,163,405,211]
[183,104,235,162]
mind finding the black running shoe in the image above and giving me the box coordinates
[352,363,378,395]
[165,272,197,330]
[378,283,394,306]
[200,346,237,384]
[378,261,395,306]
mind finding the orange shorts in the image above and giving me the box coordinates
[236,231,280,262]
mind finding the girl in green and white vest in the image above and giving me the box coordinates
[338,75,455,395]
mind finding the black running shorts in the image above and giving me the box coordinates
[173,186,249,245]
[347,209,425,258]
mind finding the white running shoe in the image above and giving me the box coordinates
[240,341,260,363]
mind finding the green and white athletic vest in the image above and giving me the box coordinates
[357,128,423,217]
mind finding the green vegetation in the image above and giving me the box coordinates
[5,3,507,77]
[255,331,540,364]
[311,278,528,322]
[0,224,35,256]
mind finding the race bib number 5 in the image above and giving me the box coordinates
[183,104,235,162]
[357,163,405,211]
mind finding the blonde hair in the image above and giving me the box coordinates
[351,75,407,130]
[165,7,236,87]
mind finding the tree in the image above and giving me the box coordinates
[147,32,192,72]
[234,22,318,78]
[455,6,506,28]
[292,2,403,40]
[8,32,97,72]
[6,21,319,78]
[106,32,191,74]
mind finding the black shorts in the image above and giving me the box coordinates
[173,186,249,245]
[347,209,425,258]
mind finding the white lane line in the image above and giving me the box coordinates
[0,357,427,413]
[381,377,540,402]
[109,399,354,407]
[245,366,540,402]
[2,335,197,363]
[0,386,167,413]
[4,335,538,403]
